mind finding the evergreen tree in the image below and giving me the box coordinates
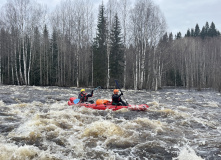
[162,32,169,42]
[209,22,217,37]
[50,28,58,85]
[194,24,200,37]
[204,22,210,36]
[190,28,195,37]
[175,32,182,39]
[169,32,173,41]
[92,4,108,88]
[31,27,41,85]
[185,29,191,37]
[109,14,125,85]
[200,26,206,39]
[41,24,50,85]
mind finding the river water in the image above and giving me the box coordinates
[0,85,220,160]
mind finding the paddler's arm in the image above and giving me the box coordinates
[87,90,94,97]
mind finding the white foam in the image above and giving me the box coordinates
[0,100,5,106]
[173,145,204,160]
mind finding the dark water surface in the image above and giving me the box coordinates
[0,85,220,160]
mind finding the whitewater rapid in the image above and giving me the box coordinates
[0,85,220,160]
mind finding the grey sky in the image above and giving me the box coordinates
[154,0,221,35]
[0,0,220,36]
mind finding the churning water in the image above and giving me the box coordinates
[0,85,220,160]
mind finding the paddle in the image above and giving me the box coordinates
[114,80,128,104]
[74,98,80,104]
[94,86,101,90]
[74,86,101,104]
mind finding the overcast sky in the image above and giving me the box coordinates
[154,0,221,36]
[1,0,220,36]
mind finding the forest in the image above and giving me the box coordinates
[0,0,220,92]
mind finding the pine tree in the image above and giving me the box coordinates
[50,28,58,85]
[41,24,50,85]
[162,32,169,42]
[169,32,173,41]
[92,4,108,88]
[204,22,210,36]
[109,14,125,85]
[185,29,191,37]
[194,24,200,37]
[31,27,41,85]
[200,26,206,39]
[209,22,217,37]
[190,28,195,37]
[175,32,182,39]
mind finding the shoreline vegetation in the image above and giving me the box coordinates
[0,0,220,92]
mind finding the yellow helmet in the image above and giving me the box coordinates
[81,89,85,92]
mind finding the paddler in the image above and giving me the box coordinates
[78,89,94,103]
[112,89,128,106]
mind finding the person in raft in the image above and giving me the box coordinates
[112,89,128,106]
[78,89,94,104]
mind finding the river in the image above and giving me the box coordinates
[0,85,220,160]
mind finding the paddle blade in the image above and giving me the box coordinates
[74,99,80,104]
[94,86,101,90]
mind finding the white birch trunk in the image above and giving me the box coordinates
[140,39,146,89]
[11,67,14,84]
[153,49,158,91]
[40,43,42,85]
[76,45,79,88]
[92,50,94,86]
[23,38,27,85]
[134,52,138,90]
[122,0,127,88]
[14,43,20,85]
[19,45,24,84]
[27,40,32,85]
[107,45,110,89]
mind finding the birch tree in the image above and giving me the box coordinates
[118,0,130,88]
[130,0,166,90]
[50,0,94,87]
[2,0,47,85]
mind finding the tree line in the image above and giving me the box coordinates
[175,22,220,39]
[0,0,220,92]
[170,22,221,91]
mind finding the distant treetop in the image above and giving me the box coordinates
[184,22,220,38]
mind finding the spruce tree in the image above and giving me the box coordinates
[190,28,195,37]
[92,4,108,87]
[194,24,200,37]
[109,14,124,85]
[31,27,41,85]
[200,26,206,39]
[42,25,50,85]
[162,32,169,42]
[169,32,173,41]
[209,22,217,37]
[185,29,191,37]
[175,32,182,39]
[50,28,58,85]
[204,22,210,36]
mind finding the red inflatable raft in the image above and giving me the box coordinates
[68,97,149,111]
